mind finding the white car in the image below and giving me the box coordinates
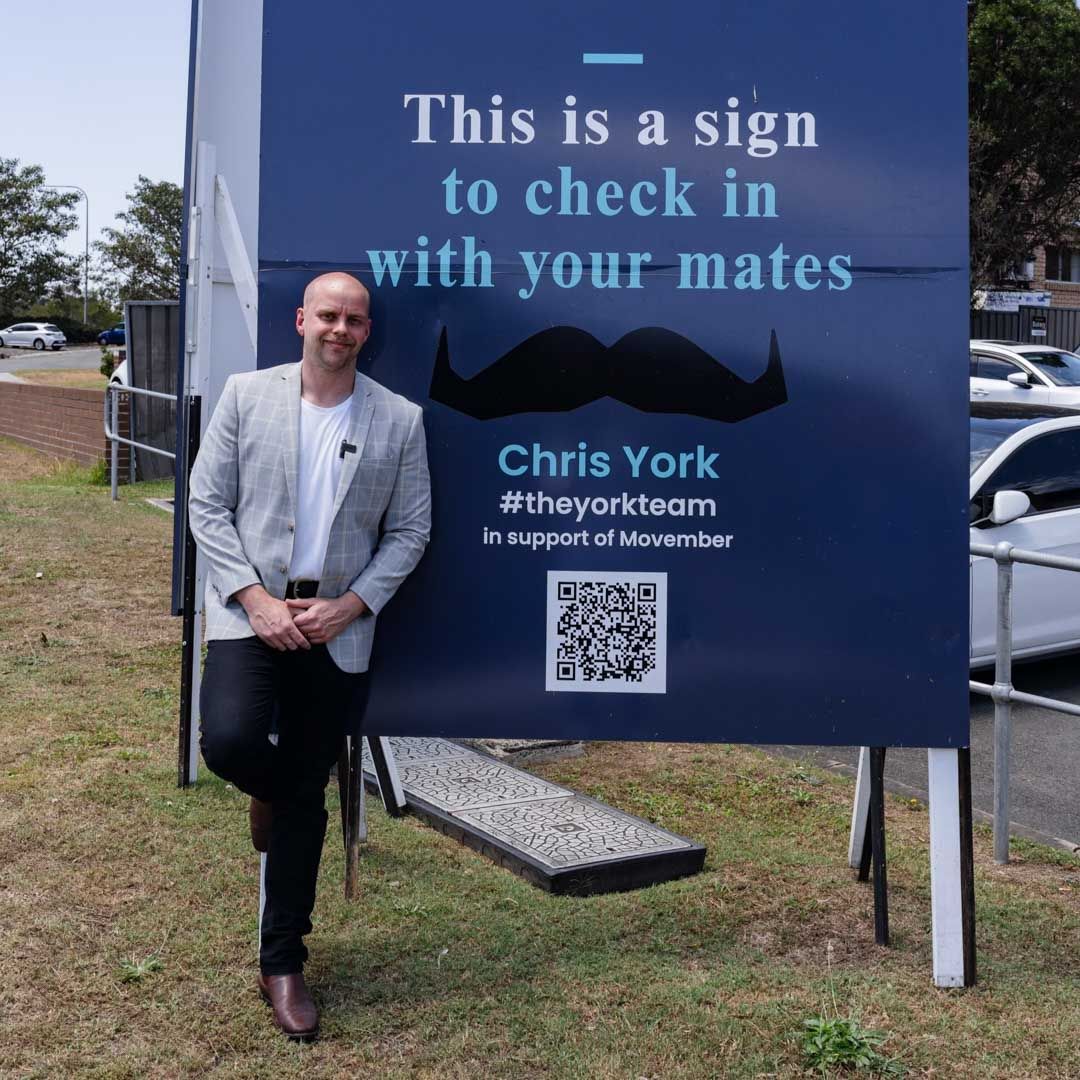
[970,401,1080,666]
[109,358,129,386]
[970,339,1080,407]
[0,322,66,350]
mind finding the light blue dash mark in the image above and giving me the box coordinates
[582,52,643,65]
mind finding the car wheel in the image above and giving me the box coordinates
[33,338,45,351]
[98,335,107,345]
[0,337,5,347]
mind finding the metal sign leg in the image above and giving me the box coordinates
[186,553,204,784]
[367,736,407,817]
[868,747,889,946]
[857,809,874,883]
[850,746,889,941]
[958,747,977,986]
[177,395,202,788]
[337,736,365,900]
[848,746,872,870]
[928,747,976,987]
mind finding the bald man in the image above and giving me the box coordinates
[189,272,431,1041]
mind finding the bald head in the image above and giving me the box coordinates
[302,271,370,311]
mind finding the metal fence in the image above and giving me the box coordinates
[968,539,1080,863]
[125,300,180,481]
[971,306,1080,351]
[970,309,1021,343]
[104,383,176,500]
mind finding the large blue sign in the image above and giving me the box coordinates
[255,0,969,746]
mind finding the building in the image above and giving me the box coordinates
[1033,242,1080,308]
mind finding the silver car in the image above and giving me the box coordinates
[0,321,67,350]
[970,339,1080,407]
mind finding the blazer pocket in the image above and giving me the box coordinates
[346,459,398,513]
[359,440,400,465]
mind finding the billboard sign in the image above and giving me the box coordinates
[253,0,969,746]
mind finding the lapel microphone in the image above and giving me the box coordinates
[339,440,357,459]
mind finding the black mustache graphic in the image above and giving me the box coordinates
[429,326,787,421]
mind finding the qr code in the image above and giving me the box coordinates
[545,571,667,694]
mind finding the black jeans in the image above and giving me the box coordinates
[199,637,368,975]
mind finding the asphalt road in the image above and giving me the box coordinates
[770,651,1080,852]
[0,345,102,374]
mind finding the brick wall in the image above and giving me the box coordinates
[0,383,131,475]
[1033,244,1080,309]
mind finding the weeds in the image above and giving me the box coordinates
[87,457,108,485]
[800,941,904,1076]
[118,954,164,984]
[801,1015,903,1076]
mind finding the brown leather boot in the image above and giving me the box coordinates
[257,972,319,1041]
[249,798,272,853]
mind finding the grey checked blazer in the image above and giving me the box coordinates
[188,362,431,672]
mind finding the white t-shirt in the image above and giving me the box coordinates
[288,395,353,581]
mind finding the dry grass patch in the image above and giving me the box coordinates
[15,367,108,389]
[0,436,66,483]
[0,454,1077,1078]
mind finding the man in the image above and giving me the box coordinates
[188,271,430,1041]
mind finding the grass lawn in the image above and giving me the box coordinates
[0,436,1077,1078]
[14,368,109,390]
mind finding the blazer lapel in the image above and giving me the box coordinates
[331,375,375,519]
[281,363,302,518]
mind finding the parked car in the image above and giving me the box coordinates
[109,358,129,386]
[970,339,1080,407]
[0,322,66,350]
[970,401,1080,666]
[98,324,125,346]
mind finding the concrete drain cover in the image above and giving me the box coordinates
[392,758,570,812]
[360,737,705,894]
[362,736,470,766]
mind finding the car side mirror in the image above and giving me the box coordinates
[990,489,1031,526]
[1006,372,1031,388]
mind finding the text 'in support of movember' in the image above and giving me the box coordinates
[481,527,736,552]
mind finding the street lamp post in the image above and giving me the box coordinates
[45,185,89,326]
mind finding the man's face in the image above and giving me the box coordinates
[296,276,372,374]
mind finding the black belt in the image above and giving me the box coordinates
[285,579,319,599]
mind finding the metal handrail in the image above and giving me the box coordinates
[104,383,177,500]
[970,681,1080,718]
[968,538,1080,863]
[970,540,1080,573]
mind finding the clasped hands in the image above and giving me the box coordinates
[236,585,369,651]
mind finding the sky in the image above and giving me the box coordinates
[0,1,191,258]
[3,1,1078,261]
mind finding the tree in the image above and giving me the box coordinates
[94,176,182,306]
[969,0,1080,289]
[0,158,81,319]
[29,290,120,342]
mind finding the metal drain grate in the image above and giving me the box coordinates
[361,738,705,895]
